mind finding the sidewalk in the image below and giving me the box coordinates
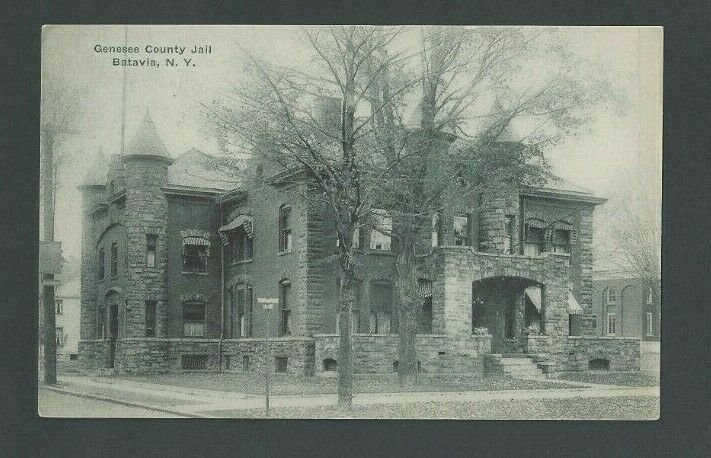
[44,375,659,418]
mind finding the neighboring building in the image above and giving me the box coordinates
[56,272,81,362]
[593,271,661,341]
[78,110,641,376]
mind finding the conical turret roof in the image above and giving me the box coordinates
[123,109,173,163]
[80,147,109,187]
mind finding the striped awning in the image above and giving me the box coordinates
[524,286,542,311]
[568,290,584,315]
[219,214,253,238]
[183,236,210,246]
[417,280,433,298]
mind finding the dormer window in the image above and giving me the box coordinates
[182,236,209,273]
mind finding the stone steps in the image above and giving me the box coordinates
[484,354,545,378]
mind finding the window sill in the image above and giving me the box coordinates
[181,271,209,276]
[229,259,253,266]
[278,250,293,256]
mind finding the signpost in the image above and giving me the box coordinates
[257,297,278,417]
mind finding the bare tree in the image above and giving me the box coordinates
[40,75,82,385]
[369,26,621,385]
[204,26,410,407]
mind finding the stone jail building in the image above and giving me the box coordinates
[78,111,641,376]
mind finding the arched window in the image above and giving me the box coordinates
[279,280,291,336]
[605,287,617,305]
[97,247,105,280]
[369,312,378,334]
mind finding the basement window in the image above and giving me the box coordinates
[182,354,208,370]
[275,356,288,373]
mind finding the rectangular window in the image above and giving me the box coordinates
[183,302,206,337]
[145,300,156,337]
[55,299,63,315]
[607,313,616,335]
[524,225,545,256]
[182,237,209,273]
[55,327,64,347]
[280,281,291,336]
[453,215,470,246]
[110,242,118,277]
[98,248,105,280]
[279,205,292,252]
[235,287,249,337]
[242,355,251,372]
[370,209,392,250]
[146,234,157,267]
[275,356,288,373]
[336,227,362,249]
[552,229,571,254]
[646,312,654,336]
[231,228,253,263]
[646,288,653,305]
[503,215,515,254]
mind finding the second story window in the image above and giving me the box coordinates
[370,209,392,251]
[524,222,545,256]
[110,242,118,277]
[231,227,253,262]
[431,213,441,247]
[55,299,63,315]
[182,236,209,273]
[98,247,105,280]
[552,229,571,254]
[146,234,157,267]
[646,287,654,305]
[279,205,292,253]
[453,214,470,246]
[605,287,617,305]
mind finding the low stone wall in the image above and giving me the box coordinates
[220,337,315,376]
[525,335,640,371]
[80,337,315,375]
[78,340,108,373]
[313,334,491,374]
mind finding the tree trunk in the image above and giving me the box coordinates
[396,235,419,387]
[337,277,354,407]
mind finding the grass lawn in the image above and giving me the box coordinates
[122,372,568,395]
[204,395,660,420]
[555,371,660,387]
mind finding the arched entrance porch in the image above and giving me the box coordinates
[472,276,543,353]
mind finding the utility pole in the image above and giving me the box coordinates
[258,297,278,417]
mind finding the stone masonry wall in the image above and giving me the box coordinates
[313,334,491,374]
[81,337,315,375]
[123,157,171,339]
[424,247,571,337]
[525,335,640,371]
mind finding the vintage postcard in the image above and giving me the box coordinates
[38,25,661,419]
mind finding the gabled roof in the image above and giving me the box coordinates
[166,148,239,192]
[80,147,109,187]
[123,109,173,163]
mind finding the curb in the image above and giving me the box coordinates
[39,385,214,418]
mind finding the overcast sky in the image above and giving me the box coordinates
[41,25,662,267]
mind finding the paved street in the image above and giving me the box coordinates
[38,388,185,418]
